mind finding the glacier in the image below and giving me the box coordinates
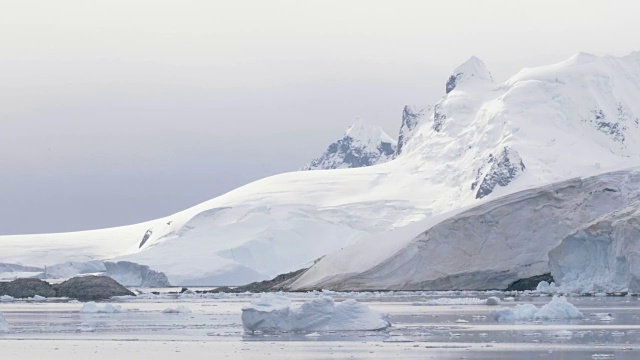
[1,52,640,289]
[290,169,640,291]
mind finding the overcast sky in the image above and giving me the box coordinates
[1,0,638,234]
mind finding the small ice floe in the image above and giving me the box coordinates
[162,305,192,314]
[551,330,573,338]
[76,322,95,332]
[591,313,614,322]
[455,319,468,323]
[31,295,46,302]
[414,297,488,306]
[81,302,126,313]
[591,354,615,359]
[0,295,14,302]
[0,313,9,332]
[492,296,583,321]
[241,294,390,334]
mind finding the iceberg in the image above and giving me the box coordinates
[241,294,390,333]
[492,297,583,321]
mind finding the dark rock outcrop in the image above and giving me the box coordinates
[139,229,153,248]
[397,105,429,155]
[202,268,308,293]
[432,104,446,132]
[54,275,135,301]
[0,278,56,298]
[446,73,462,94]
[474,147,526,199]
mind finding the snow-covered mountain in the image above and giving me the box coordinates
[1,51,640,290]
[301,119,397,170]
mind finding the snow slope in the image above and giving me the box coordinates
[301,118,397,170]
[1,52,640,287]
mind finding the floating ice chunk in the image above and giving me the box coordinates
[492,297,583,321]
[31,295,46,302]
[485,297,501,305]
[534,297,583,320]
[455,319,468,323]
[76,322,95,332]
[163,305,192,314]
[591,313,614,322]
[591,355,615,359]
[241,294,390,333]
[0,295,14,302]
[0,313,9,332]
[492,304,539,321]
[536,281,558,293]
[81,302,126,313]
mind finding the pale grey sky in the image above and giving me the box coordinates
[1,0,638,234]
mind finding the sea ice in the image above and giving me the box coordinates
[492,297,583,321]
[0,295,14,302]
[81,302,126,313]
[241,294,390,333]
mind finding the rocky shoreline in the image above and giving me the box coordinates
[0,276,134,301]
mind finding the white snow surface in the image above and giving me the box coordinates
[1,52,640,288]
[492,297,583,321]
[241,294,390,333]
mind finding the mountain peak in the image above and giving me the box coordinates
[446,56,493,94]
[301,118,396,171]
[344,117,395,146]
